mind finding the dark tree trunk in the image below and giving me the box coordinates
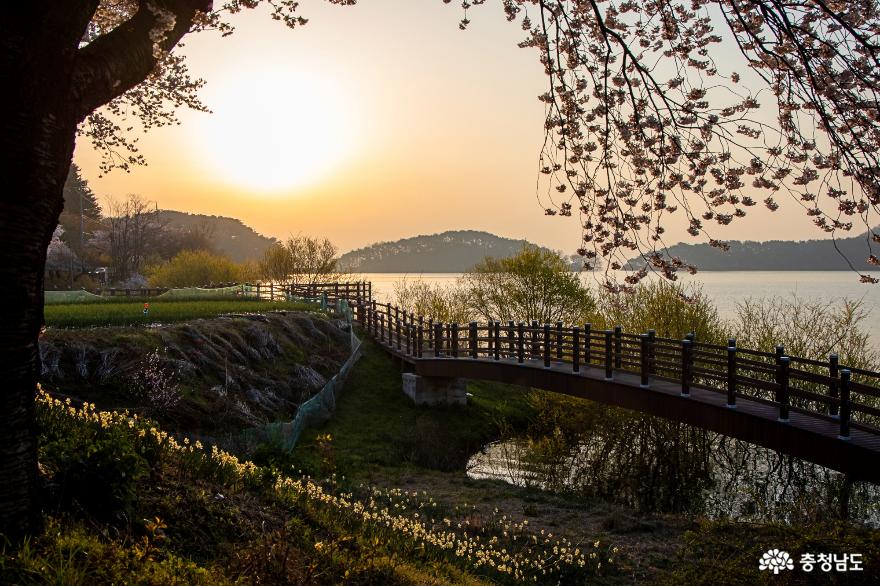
[0,6,79,541]
[0,0,208,541]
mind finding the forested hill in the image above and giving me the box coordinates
[627,229,879,271]
[339,230,556,272]
[158,210,277,262]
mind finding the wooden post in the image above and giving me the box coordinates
[775,345,785,403]
[681,339,692,397]
[640,334,650,388]
[584,323,591,368]
[531,320,539,359]
[572,326,580,373]
[543,323,551,368]
[380,314,385,344]
[494,322,501,361]
[469,322,478,359]
[435,322,444,357]
[451,323,459,358]
[829,354,840,417]
[334,282,339,301]
[604,330,613,380]
[417,324,424,358]
[556,321,563,361]
[647,329,656,375]
[839,369,851,440]
[428,318,434,350]
[727,338,737,408]
[517,322,525,364]
[614,326,622,369]
[777,356,790,422]
[396,309,402,351]
[406,323,411,355]
[508,321,515,359]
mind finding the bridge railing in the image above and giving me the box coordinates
[296,283,880,440]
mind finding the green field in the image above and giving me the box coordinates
[44,298,318,328]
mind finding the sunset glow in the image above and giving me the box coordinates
[193,64,357,193]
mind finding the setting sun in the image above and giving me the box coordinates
[193,63,357,193]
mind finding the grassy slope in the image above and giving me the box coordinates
[289,339,535,477]
[45,299,316,328]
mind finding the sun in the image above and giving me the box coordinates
[195,64,356,193]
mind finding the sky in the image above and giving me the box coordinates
[73,0,833,255]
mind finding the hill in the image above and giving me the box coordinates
[627,229,880,271]
[339,230,559,272]
[158,210,277,262]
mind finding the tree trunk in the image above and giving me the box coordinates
[0,24,77,539]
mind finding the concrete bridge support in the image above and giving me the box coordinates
[402,373,467,406]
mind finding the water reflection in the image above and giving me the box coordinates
[468,403,880,526]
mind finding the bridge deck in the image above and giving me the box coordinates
[283,283,880,484]
[379,342,880,483]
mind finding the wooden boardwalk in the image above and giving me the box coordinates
[295,282,880,483]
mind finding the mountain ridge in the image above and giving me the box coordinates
[626,229,879,271]
[338,230,560,273]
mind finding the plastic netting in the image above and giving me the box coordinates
[156,284,256,299]
[257,307,361,451]
[45,290,108,304]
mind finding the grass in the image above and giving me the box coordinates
[284,338,536,477]
[44,298,318,328]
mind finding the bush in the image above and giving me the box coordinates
[147,250,241,288]
[39,410,150,521]
[461,245,596,324]
[392,278,471,323]
[594,279,726,342]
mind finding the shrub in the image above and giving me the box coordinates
[392,278,471,323]
[128,349,181,415]
[461,245,596,324]
[38,405,150,521]
[594,279,726,342]
[147,250,241,287]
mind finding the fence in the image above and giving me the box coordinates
[253,299,362,450]
[345,294,880,442]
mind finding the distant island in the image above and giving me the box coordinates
[626,229,879,271]
[158,210,277,263]
[339,230,560,273]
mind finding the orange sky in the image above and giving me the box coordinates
[73,0,830,254]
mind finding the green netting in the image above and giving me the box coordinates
[252,304,362,451]
[155,284,256,299]
[45,290,108,304]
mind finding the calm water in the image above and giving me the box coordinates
[363,271,880,342]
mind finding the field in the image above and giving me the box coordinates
[44,298,318,328]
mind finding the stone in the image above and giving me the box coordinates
[402,373,467,406]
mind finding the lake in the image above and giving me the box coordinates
[361,271,880,344]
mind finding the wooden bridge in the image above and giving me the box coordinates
[292,282,880,483]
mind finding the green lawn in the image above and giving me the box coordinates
[45,298,318,328]
[287,337,536,477]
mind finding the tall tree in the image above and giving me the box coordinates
[58,163,103,269]
[0,0,352,542]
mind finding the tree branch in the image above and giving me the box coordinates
[70,0,212,121]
